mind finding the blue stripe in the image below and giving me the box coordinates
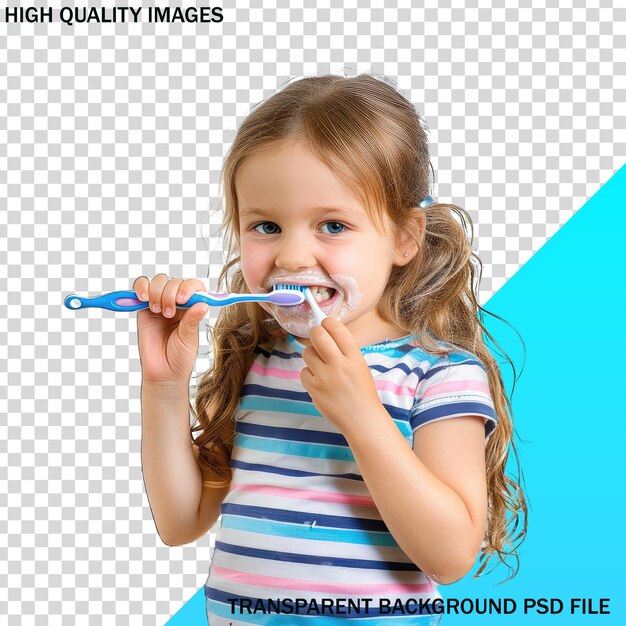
[382,403,412,425]
[420,363,447,380]
[214,540,421,571]
[264,347,303,361]
[221,514,400,547]
[235,433,356,462]
[253,344,273,358]
[205,597,437,623]
[242,384,312,403]
[230,459,364,481]
[240,395,321,416]
[410,401,498,432]
[236,421,349,446]
[426,357,487,378]
[448,353,486,367]
[221,503,389,532]
[392,417,412,439]
[254,342,304,361]
[235,414,412,442]
[371,361,423,376]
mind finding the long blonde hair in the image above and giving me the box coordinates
[190,73,527,580]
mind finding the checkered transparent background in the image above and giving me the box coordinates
[1,0,624,624]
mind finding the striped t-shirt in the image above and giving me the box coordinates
[204,332,497,625]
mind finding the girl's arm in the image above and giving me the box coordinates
[343,411,487,585]
[300,317,488,584]
[141,381,231,546]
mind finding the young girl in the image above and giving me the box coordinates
[135,73,526,625]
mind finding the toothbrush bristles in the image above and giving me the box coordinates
[272,284,306,292]
[271,284,326,323]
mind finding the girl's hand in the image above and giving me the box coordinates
[300,317,383,433]
[133,274,209,384]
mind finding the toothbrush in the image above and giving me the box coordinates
[275,284,328,325]
[303,287,328,325]
[64,287,305,312]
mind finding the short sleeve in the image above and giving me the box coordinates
[410,352,498,439]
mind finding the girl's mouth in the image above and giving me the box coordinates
[284,285,341,314]
[262,274,361,336]
[262,275,361,336]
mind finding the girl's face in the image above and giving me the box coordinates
[236,141,416,346]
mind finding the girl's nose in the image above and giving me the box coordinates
[274,236,317,272]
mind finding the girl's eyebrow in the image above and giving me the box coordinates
[239,207,270,219]
[239,205,362,219]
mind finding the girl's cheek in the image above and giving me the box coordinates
[240,260,257,291]
[320,244,355,266]
[240,245,270,291]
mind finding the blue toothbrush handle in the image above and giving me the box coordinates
[64,289,300,312]
[64,290,150,312]
[63,290,215,312]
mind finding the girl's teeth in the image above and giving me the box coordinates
[310,286,333,303]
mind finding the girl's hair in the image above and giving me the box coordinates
[190,73,527,580]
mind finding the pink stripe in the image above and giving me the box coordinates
[375,379,415,396]
[231,482,376,507]
[422,379,490,400]
[250,361,300,380]
[251,362,416,395]
[211,565,432,595]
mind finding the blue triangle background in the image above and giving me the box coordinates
[166,164,626,625]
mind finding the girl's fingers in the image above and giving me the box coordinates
[178,303,209,343]
[134,275,206,316]
[176,279,207,304]
[148,273,169,313]
[301,346,325,373]
[300,366,317,388]
[162,278,185,317]
[133,276,150,300]
[308,323,343,363]
[319,317,360,357]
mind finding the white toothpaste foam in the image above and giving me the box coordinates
[261,273,363,339]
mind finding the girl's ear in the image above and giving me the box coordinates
[392,209,425,266]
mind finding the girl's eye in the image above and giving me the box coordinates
[320,222,347,235]
[253,222,281,235]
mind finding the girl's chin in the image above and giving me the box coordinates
[280,321,314,339]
